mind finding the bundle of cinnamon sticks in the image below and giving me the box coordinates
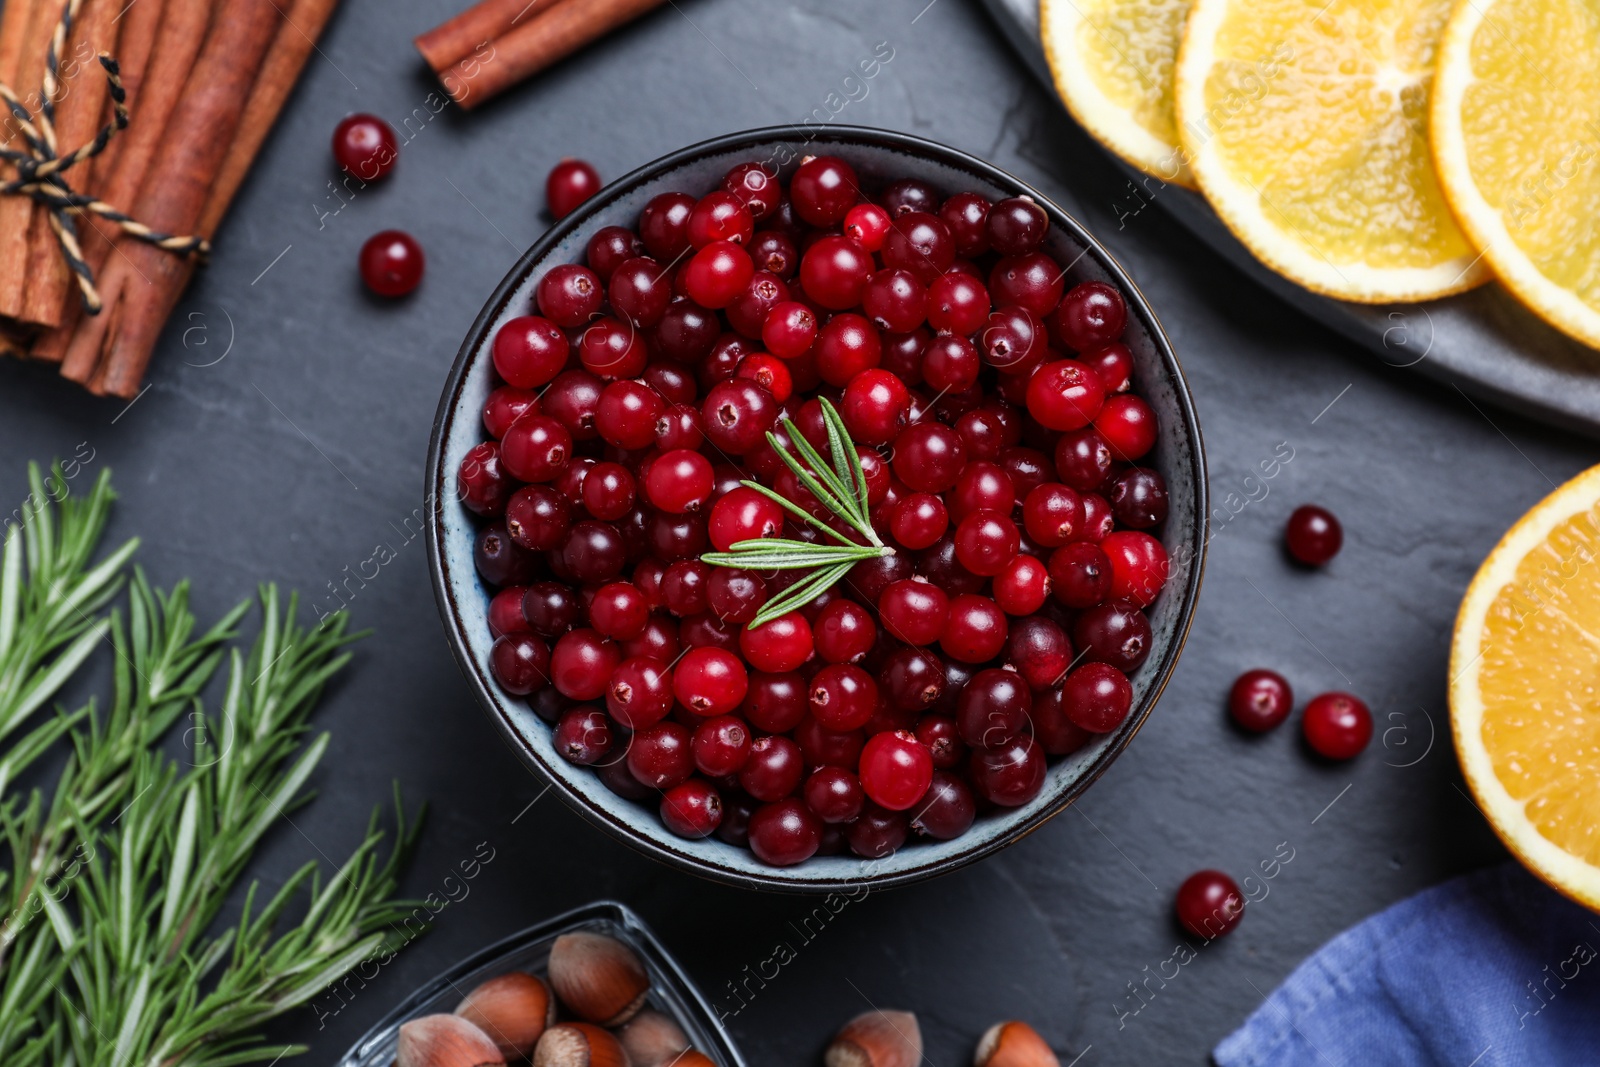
[0,0,342,398]
[416,0,665,110]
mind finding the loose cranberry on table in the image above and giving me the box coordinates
[359,230,424,296]
[1175,869,1245,939]
[1302,691,1372,759]
[1285,504,1343,565]
[458,156,1172,866]
[1228,669,1293,732]
[332,113,397,180]
[547,158,601,219]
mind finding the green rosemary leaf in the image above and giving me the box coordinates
[702,545,877,570]
[766,427,858,528]
[819,399,874,528]
[817,399,856,497]
[748,559,858,628]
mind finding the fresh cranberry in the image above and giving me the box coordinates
[923,334,981,393]
[717,795,756,848]
[672,646,748,716]
[877,579,950,646]
[490,633,550,694]
[978,306,1042,372]
[814,313,882,385]
[1023,483,1083,546]
[1048,542,1112,608]
[582,462,636,521]
[914,534,986,596]
[691,715,752,777]
[708,486,783,551]
[883,212,955,284]
[639,191,695,259]
[844,203,893,250]
[1110,468,1168,529]
[1100,530,1169,607]
[1073,600,1151,671]
[890,493,949,550]
[488,586,530,639]
[1062,662,1133,733]
[1032,690,1094,755]
[1053,281,1127,351]
[553,708,613,765]
[1095,394,1158,460]
[849,548,916,604]
[641,448,711,515]
[475,522,536,586]
[660,560,711,616]
[790,156,859,225]
[958,668,1033,749]
[1302,692,1372,759]
[969,734,1046,806]
[1027,360,1106,431]
[706,567,767,624]
[684,240,755,308]
[880,648,946,713]
[803,766,866,823]
[862,269,927,333]
[748,799,822,866]
[749,230,798,277]
[589,582,649,641]
[858,731,934,811]
[1003,616,1072,692]
[739,735,805,801]
[559,521,625,583]
[741,671,809,733]
[546,158,601,218]
[801,235,874,309]
[735,353,793,403]
[1228,669,1293,733]
[537,263,603,328]
[908,771,976,838]
[1176,870,1245,939]
[809,664,879,731]
[702,378,778,454]
[940,595,1009,664]
[954,510,1019,577]
[939,192,991,256]
[543,369,604,440]
[660,779,723,838]
[1087,342,1134,393]
[482,387,539,440]
[653,300,720,363]
[1080,493,1116,543]
[606,656,674,730]
[523,582,584,638]
[892,423,965,493]
[647,511,707,561]
[986,196,1049,255]
[458,442,512,516]
[740,612,814,673]
[841,368,911,445]
[1054,427,1113,492]
[926,273,991,336]
[628,720,694,789]
[587,225,643,281]
[1286,505,1343,565]
[332,114,397,180]
[359,230,424,296]
[762,301,818,359]
[794,716,866,771]
[550,629,620,701]
[813,600,877,663]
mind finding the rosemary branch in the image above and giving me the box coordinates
[0,463,424,1067]
[702,399,893,627]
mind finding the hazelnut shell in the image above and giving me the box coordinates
[455,971,557,1059]
[617,1009,692,1067]
[824,1010,922,1067]
[974,1021,1059,1067]
[397,1013,506,1067]
[548,932,651,1026]
[533,1022,630,1067]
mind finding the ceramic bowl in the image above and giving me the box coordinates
[334,901,744,1066]
[426,125,1208,892]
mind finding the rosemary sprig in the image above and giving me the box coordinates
[702,399,893,627]
[0,463,424,1067]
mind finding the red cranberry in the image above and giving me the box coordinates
[1053,281,1127,351]
[809,664,879,731]
[1286,505,1343,565]
[359,230,424,296]
[954,510,1020,577]
[629,720,694,789]
[560,521,625,583]
[1054,427,1115,491]
[1049,542,1111,609]
[957,667,1033,748]
[794,715,866,770]
[1229,669,1293,733]
[1023,483,1083,547]
[702,378,778,454]
[493,317,568,390]
[978,306,1042,372]
[892,423,966,494]
[862,269,928,333]
[546,158,601,218]
[660,779,723,838]
[739,734,805,801]
[790,155,859,225]
[1302,692,1372,759]
[475,522,537,586]
[890,493,949,551]
[685,240,755,308]
[1027,360,1106,431]
[639,191,695,259]
[939,191,991,255]
[488,586,530,639]
[914,534,986,596]
[692,715,752,777]
[803,766,866,823]
[844,203,893,250]
[523,581,584,638]
[1095,394,1158,460]
[543,369,604,440]
[1063,662,1133,733]
[735,353,793,403]
[643,448,713,515]
[723,161,779,218]
[458,442,512,516]
[717,795,756,847]
[490,633,550,694]
[623,615,679,662]
[582,463,636,522]
[332,113,397,180]
[589,582,649,641]
[748,799,822,866]
[706,567,767,624]
[909,771,976,839]
[1033,690,1094,755]
[483,387,539,440]
[647,511,707,561]
[687,190,754,248]
[1110,468,1168,529]
[848,549,916,605]
[1087,342,1134,393]
[654,300,720,363]
[1101,530,1169,607]
[749,230,798,278]
[940,594,1008,664]
[815,313,882,385]
[762,301,818,359]
[880,648,947,712]
[740,612,814,673]
[550,629,620,701]
[660,560,711,616]
[538,264,604,328]
[605,655,673,730]
[1176,870,1245,939]
[607,257,672,328]
[986,196,1049,255]
[1073,600,1151,671]
[1080,492,1116,542]
[800,235,874,310]
[673,646,748,716]
[587,225,643,281]
[553,708,613,765]
[969,733,1046,806]
[813,600,877,664]
[708,486,783,550]
[1004,616,1073,691]
[742,671,809,733]
[878,579,950,646]
[990,251,1066,318]
[883,212,955,284]
[840,368,911,445]
[858,730,933,811]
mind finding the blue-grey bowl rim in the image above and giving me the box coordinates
[425,124,1209,894]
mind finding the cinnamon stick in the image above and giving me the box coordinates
[20,0,124,328]
[0,0,57,321]
[438,0,664,109]
[75,0,301,396]
[415,0,566,73]
[49,0,209,371]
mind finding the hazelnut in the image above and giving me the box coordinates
[455,971,557,1059]
[617,1009,692,1067]
[533,1022,630,1067]
[825,1010,922,1067]
[548,932,651,1026]
[974,1022,1058,1067]
[396,1013,505,1067]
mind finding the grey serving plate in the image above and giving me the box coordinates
[426,125,1207,893]
[979,0,1600,437]
[335,901,745,1067]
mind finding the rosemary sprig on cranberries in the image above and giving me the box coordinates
[701,398,892,627]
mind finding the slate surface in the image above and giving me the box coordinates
[0,0,1588,1063]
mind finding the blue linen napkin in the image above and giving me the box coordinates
[1214,864,1600,1066]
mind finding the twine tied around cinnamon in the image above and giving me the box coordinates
[0,0,210,314]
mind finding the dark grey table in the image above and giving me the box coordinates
[0,0,1584,1063]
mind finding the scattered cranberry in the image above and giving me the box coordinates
[547,158,601,219]
[1302,691,1372,760]
[359,230,424,296]
[1175,870,1244,939]
[1229,669,1292,733]
[1286,505,1343,566]
[332,113,397,180]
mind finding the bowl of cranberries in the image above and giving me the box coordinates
[427,126,1206,890]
